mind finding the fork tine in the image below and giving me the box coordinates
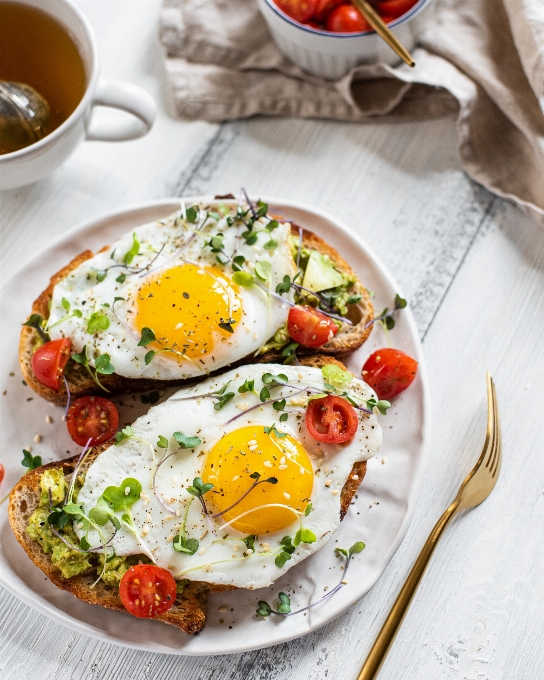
[484,373,495,469]
[491,381,502,478]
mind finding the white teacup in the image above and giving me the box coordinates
[0,0,157,190]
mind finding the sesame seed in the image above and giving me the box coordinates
[45,415,53,424]
[246,548,253,555]
[325,480,332,487]
[300,467,305,474]
[198,547,206,555]
[279,464,288,470]
[324,466,329,473]
[283,492,290,500]
[331,489,339,495]
[381,457,387,464]
[176,509,181,517]
[280,456,286,465]
[341,580,348,585]
[218,605,228,612]
[142,526,149,536]
[232,475,239,481]
[146,513,152,523]
[263,460,272,468]
[26,445,32,452]
[248,440,257,446]
[352,474,359,481]
[166,535,174,542]
[248,444,258,451]
[205,564,212,572]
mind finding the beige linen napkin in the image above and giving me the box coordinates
[159,0,544,219]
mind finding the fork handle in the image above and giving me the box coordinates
[356,500,459,680]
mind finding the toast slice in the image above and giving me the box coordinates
[8,356,367,634]
[20,220,373,406]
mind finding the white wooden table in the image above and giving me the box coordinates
[2,2,544,678]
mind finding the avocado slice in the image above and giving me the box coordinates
[302,251,346,292]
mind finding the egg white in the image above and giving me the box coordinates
[76,364,383,589]
[47,202,296,380]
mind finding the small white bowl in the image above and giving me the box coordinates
[256,0,432,80]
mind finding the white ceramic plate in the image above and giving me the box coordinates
[0,197,430,655]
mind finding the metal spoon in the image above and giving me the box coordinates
[0,81,51,154]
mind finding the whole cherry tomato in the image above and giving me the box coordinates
[287,305,339,347]
[119,564,177,618]
[274,0,318,22]
[66,396,119,447]
[314,0,344,21]
[306,395,359,443]
[31,338,72,391]
[377,0,418,19]
[362,348,418,400]
[0,463,4,484]
[326,4,370,32]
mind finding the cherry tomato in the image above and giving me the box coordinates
[314,0,343,22]
[119,564,177,618]
[306,395,359,443]
[326,4,370,32]
[362,348,418,400]
[377,0,418,19]
[287,305,339,347]
[31,338,72,391]
[66,396,119,447]
[0,463,4,484]
[274,0,318,22]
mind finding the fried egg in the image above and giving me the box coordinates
[47,202,296,380]
[76,364,382,589]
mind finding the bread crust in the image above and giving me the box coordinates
[20,226,373,406]
[9,357,367,634]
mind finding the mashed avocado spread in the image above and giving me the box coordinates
[26,469,135,581]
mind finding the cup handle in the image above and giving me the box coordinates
[85,78,156,142]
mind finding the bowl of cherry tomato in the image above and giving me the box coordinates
[256,0,432,79]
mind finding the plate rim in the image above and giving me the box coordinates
[0,195,431,655]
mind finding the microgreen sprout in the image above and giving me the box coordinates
[274,535,295,568]
[21,449,42,471]
[263,423,287,439]
[71,345,114,392]
[257,541,365,618]
[364,294,408,332]
[46,299,83,330]
[210,472,278,519]
[23,313,49,343]
[173,497,199,555]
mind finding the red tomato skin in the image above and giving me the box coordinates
[362,348,418,400]
[325,4,370,32]
[66,396,119,447]
[0,463,4,484]
[274,0,318,23]
[119,564,177,618]
[31,338,72,391]
[287,305,339,348]
[377,0,418,19]
[314,0,343,22]
[306,395,359,443]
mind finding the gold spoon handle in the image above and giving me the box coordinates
[356,500,459,680]
[351,0,416,68]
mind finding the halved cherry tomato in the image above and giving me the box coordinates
[66,396,119,447]
[31,338,72,391]
[287,305,339,348]
[362,348,418,400]
[119,564,177,618]
[0,463,4,484]
[275,0,318,22]
[326,4,370,32]
[306,395,358,443]
[377,0,418,19]
[314,0,343,22]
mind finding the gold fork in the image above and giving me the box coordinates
[357,372,502,680]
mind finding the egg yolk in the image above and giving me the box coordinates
[202,425,314,535]
[133,264,242,363]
